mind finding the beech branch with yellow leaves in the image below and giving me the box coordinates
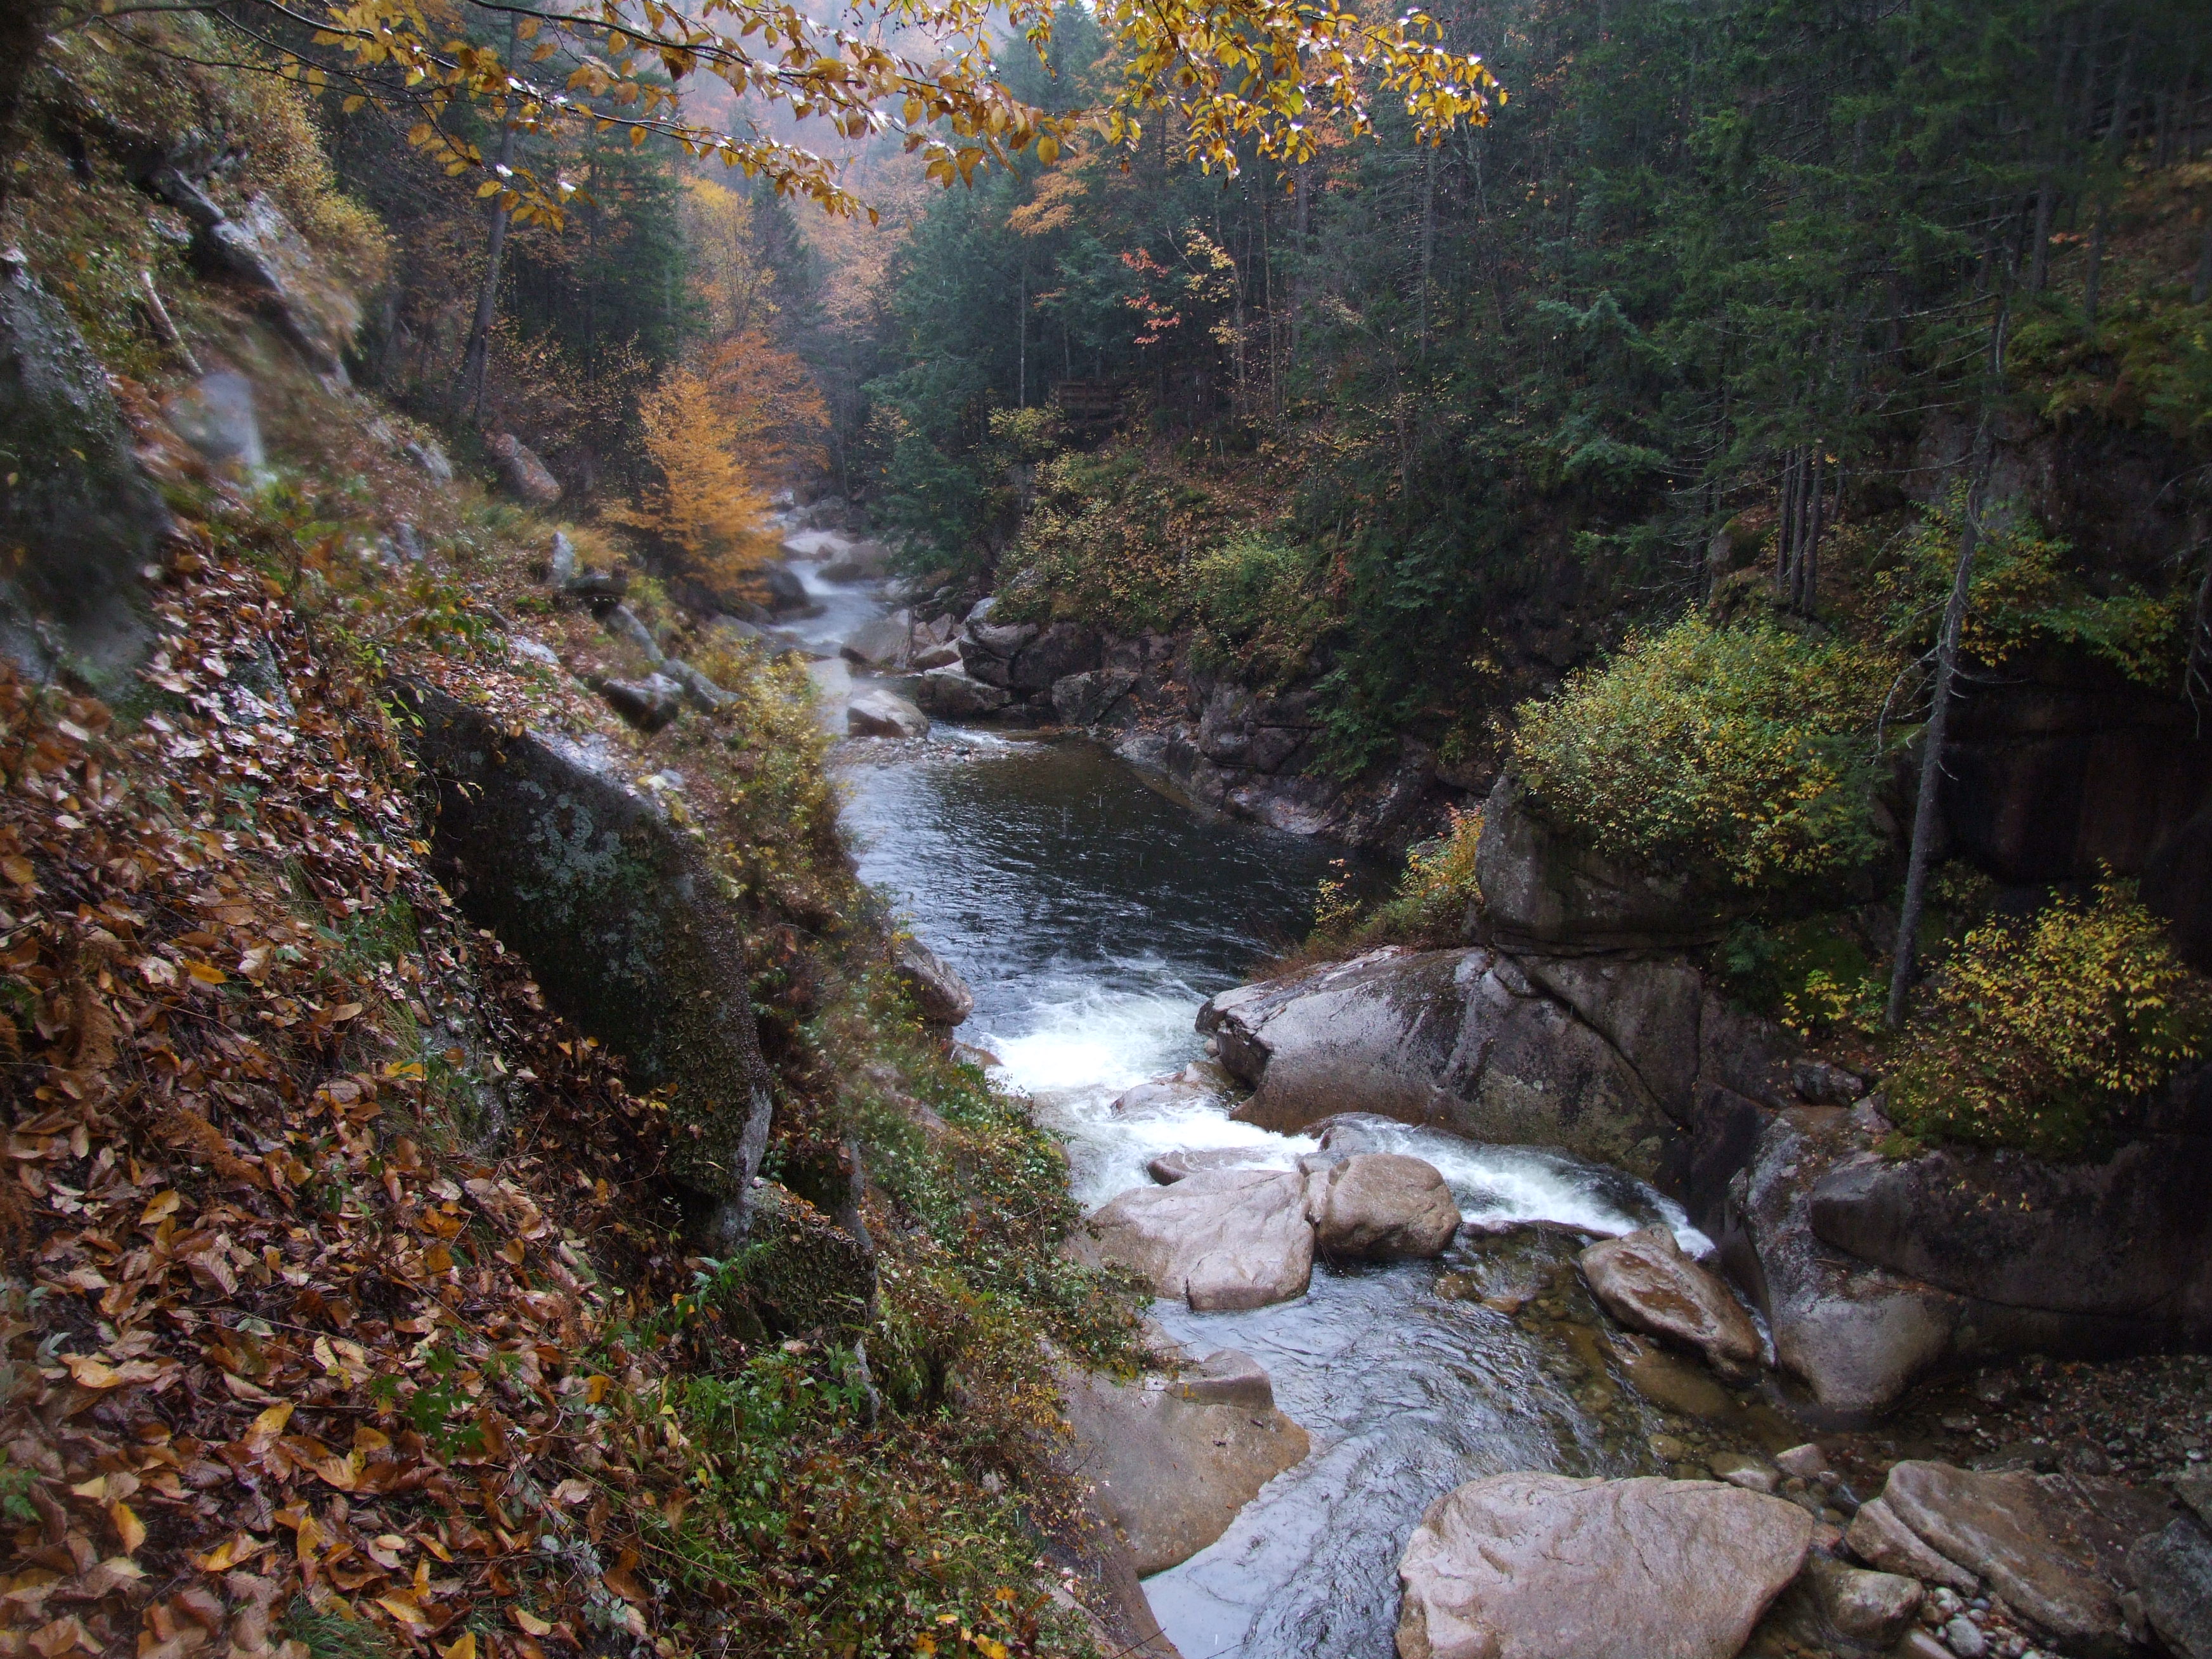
[79,0,1502,223]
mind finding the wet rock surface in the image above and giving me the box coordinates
[1578,1226,1762,1378]
[1395,1473,1814,1659]
[1060,1350,1310,1575]
[1088,1168,1316,1311]
[847,687,929,739]
[1204,946,1681,1178]
[1304,1153,1460,1260]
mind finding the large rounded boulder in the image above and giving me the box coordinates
[1088,1168,1315,1311]
[1305,1153,1460,1259]
[1395,1473,1814,1659]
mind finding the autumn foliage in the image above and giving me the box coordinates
[614,333,823,609]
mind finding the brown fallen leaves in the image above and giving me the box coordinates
[1,549,696,1659]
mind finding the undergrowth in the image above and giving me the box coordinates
[1885,880,2212,1159]
[1512,614,1901,889]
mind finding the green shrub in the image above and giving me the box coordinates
[1719,916,1883,1038]
[1188,533,1332,687]
[1876,485,2186,686]
[1887,882,2212,1159]
[1511,614,1901,887]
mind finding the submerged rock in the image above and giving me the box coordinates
[1395,1473,1814,1659]
[1578,1226,1761,1379]
[394,684,777,1244]
[847,689,929,739]
[1147,1148,1276,1184]
[1059,1350,1309,1575]
[1111,1076,1225,1117]
[892,934,973,1025]
[1305,1152,1460,1260]
[1089,1168,1315,1311]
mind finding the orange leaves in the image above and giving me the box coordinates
[608,365,786,608]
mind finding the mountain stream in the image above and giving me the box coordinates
[783,534,1800,1659]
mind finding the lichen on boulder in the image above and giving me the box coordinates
[395,682,777,1243]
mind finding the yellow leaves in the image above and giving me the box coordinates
[509,1610,554,1637]
[108,1502,145,1554]
[182,958,226,984]
[193,1534,273,1572]
[438,1632,478,1659]
[1889,880,2212,1157]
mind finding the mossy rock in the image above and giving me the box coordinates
[743,1183,876,1337]
[394,683,776,1242]
[0,263,169,690]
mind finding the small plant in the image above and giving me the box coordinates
[1887,881,2212,1158]
[1513,613,1901,887]
[1311,858,1362,934]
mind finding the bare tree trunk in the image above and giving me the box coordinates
[1799,448,1825,613]
[1776,448,1800,597]
[2084,204,2108,330]
[458,13,523,419]
[1418,148,1436,356]
[2194,212,2211,305]
[2029,179,2055,292]
[1887,304,2008,1029]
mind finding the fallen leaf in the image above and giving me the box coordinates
[438,1633,476,1659]
[108,1502,145,1554]
[550,1479,591,1506]
[59,1355,119,1388]
[509,1609,553,1637]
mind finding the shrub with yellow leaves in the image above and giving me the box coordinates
[1887,882,2212,1159]
[1513,613,1902,888]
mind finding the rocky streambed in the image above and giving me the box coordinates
[771,511,2211,1659]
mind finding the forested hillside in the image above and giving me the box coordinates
[857,0,2211,780]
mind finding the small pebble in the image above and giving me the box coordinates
[1945,1615,1989,1657]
